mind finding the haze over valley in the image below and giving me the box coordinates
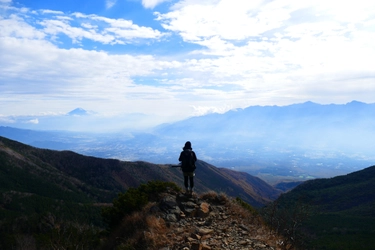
[1,101,374,185]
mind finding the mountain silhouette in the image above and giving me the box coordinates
[67,108,89,116]
[1,100,374,183]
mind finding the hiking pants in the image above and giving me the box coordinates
[183,171,194,189]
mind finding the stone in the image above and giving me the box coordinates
[239,223,250,231]
[190,233,201,240]
[201,244,211,250]
[191,242,201,250]
[165,213,178,222]
[197,228,214,235]
[196,202,210,218]
[160,196,178,211]
[239,240,248,245]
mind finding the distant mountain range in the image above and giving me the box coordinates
[154,100,375,153]
[1,101,374,184]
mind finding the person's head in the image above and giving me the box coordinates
[183,141,192,150]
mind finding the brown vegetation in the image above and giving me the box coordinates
[102,191,291,250]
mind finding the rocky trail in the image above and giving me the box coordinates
[124,189,292,250]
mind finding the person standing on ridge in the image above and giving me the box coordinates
[178,141,197,194]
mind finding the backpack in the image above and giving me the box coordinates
[181,150,196,172]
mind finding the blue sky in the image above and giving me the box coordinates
[1,0,375,131]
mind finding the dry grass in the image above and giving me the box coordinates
[227,200,291,250]
[199,191,230,205]
[199,190,218,200]
[143,215,171,248]
[229,200,262,225]
[102,203,172,250]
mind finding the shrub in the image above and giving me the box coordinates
[102,181,180,230]
[36,222,100,250]
[138,180,181,201]
[235,197,258,215]
[260,197,311,249]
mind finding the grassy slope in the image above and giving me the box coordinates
[273,165,375,249]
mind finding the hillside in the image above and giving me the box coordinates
[0,136,280,206]
[0,136,283,247]
[263,165,375,249]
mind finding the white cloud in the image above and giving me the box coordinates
[25,118,39,124]
[0,115,15,123]
[312,0,375,23]
[0,14,45,39]
[1,0,375,125]
[106,0,117,9]
[157,0,291,41]
[155,0,375,92]
[38,13,165,44]
[142,0,168,9]
[0,8,165,47]
[0,11,183,117]
[41,9,64,15]
[191,105,232,116]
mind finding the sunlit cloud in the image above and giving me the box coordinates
[142,0,169,9]
[25,119,39,124]
[0,0,374,130]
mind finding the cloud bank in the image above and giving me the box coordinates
[0,0,374,130]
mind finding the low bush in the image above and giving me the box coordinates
[102,181,180,230]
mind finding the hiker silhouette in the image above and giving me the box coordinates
[178,141,197,194]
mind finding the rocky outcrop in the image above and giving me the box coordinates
[148,190,288,250]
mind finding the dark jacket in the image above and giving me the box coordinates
[179,149,197,172]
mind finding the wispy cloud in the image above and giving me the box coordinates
[142,0,169,9]
[37,12,165,45]
[155,0,375,100]
[25,118,39,124]
[0,0,375,129]
[0,0,11,4]
[106,0,117,9]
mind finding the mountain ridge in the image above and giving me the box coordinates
[0,135,283,248]
[264,164,375,249]
[0,135,280,207]
[1,100,375,184]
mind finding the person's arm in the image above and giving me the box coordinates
[193,151,197,162]
[178,152,183,162]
